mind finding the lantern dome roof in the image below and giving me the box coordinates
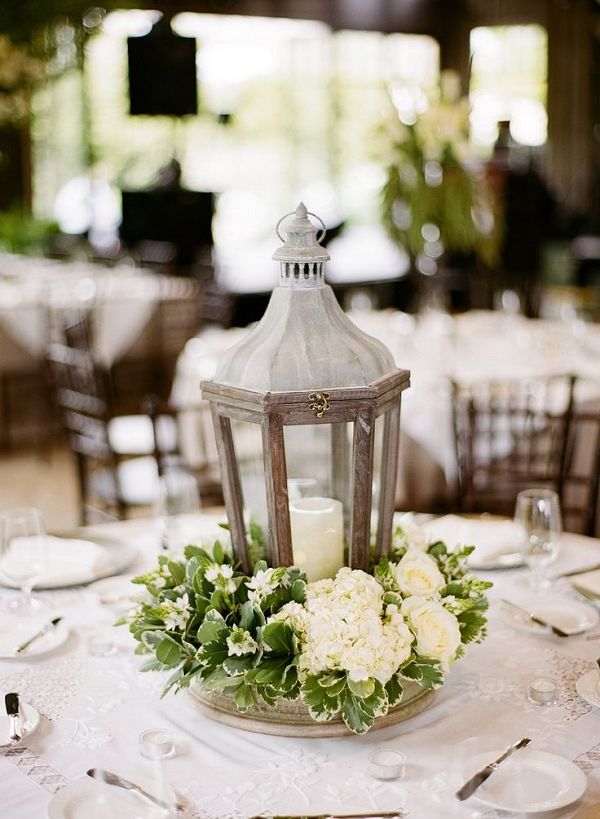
[213,205,396,392]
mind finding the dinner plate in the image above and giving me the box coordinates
[576,670,600,708]
[0,617,69,659]
[0,696,40,744]
[0,534,137,590]
[465,748,587,813]
[500,596,599,636]
[47,778,164,818]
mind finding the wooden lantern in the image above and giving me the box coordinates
[201,204,410,577]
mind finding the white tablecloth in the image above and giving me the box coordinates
[2,515,600,818]
[0,256,180,370]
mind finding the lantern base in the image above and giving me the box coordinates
[186,680,437,737]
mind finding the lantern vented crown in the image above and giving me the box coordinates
[273,202,329,286]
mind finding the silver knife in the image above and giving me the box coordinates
[456,737,531,801]
[15,617,62,655]
[87,768,177,812]
[4,692,21,742]
[501,599,573,637]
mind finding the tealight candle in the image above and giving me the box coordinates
[139,728,175,759]
[368,748,406,780]
[290,497,344,582]
[528,676,559,706]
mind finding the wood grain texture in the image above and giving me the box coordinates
[262,414,294,566]
[350,408,376,570]
[376,400,401,557]
[210,407,250,573]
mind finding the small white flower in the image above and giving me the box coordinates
[154,576,166,589]
[163,593,190,632]
[246,568,279,604]
[395,513,431,551]
[205,563,236,594]
[393,548,445,599]
[226,626,258,657]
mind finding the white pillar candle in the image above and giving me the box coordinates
[290,497,344,582]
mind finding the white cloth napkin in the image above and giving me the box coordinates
[570,568,600,598]
[423,515,525,564]
[0,536,111,587]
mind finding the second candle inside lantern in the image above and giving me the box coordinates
[290,497,344,582]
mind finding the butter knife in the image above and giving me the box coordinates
[87,768,179,812]
[5,692,21,742]
[456,737,531,801]
[501,599,574,637]
[15,617,62,655]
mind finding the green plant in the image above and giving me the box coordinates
[0,208,59,252]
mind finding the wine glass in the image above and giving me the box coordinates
[0,507,48,613]
[514,489,562,590]
[155,471,202,554]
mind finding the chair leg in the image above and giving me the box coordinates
[74,453,88,526]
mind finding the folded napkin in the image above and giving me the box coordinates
[0,536,111,587]
[423,515,524,565]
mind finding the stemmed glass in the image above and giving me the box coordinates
[155,471,202,554]
[0,507,48,613]
[514,489,562,590]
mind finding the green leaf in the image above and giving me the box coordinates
[385,674,404,707]
[141,629,163,650]
[428,541,447,557]
[213,540,224,564]
[234,683,255,711]
[197,620,226,645]
[167,560,185,585]
[301,674,342,721]
[184,545,212,563]
[290,578,306,604]
[156,636,182,668]
[202,667,243,691]
[245,657,289,686]
[239,601,257,631]
[401,658,444,689]
[262,622,295,656]
[198,639,229,668]
[222,655,254,676]
[347,677,375,698]
[139,658,167,672]
[457,610,488,644]
[341,692,374,734]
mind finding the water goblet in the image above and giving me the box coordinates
[0,507,48,613]
[514,489,562,591]
[155,471,202,554]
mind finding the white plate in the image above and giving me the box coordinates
[576,669,600,708]
[0,534,136,590]
[0,618,69,659]
[466,748,587,813]
[500,596,599,636]
[0,696,40,744]
[47,778,165,818]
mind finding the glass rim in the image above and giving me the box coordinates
[516,488,560,500]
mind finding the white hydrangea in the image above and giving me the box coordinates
[163,593,190,632]
[246,568,279,605]
[205,563,236,594]
[226,626,258,657]
[290,567,413,684]
[268,601,307,636]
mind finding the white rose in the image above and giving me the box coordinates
[401,597,461,662]
[393,548,445,598]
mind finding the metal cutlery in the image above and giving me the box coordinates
[456,737,532,801]
[87,768,185,813]
[557,562,600,579]
[4,692,22,742]
[250,814,405,818]
[14,617,62,655]
[501,599,581,637]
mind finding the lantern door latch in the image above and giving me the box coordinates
[308,391,331,418]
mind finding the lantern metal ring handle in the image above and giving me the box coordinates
[276,210,327,244]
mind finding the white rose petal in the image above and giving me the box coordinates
[393,548,445,599]
[401,597,461,662]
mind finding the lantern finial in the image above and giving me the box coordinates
[273,203,329,286]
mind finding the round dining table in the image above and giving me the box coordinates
[2,512,600,818]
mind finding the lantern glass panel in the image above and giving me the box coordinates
[231,418,268,544]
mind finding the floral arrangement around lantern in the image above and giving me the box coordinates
[121,516,491,735]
